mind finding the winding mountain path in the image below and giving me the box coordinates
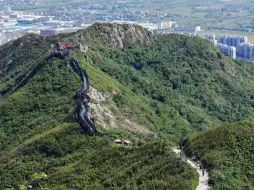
[172,148,210,190]
[70,58,99,135]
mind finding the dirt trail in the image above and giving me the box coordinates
[172,148,210,190]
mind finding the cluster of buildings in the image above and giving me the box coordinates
[190,33,254,60]
[157,21,178,30]
[192,6,221,11]
[0,5,178,46]
[0,7,86,46]
[216,43,237,59]
[0,0,182,46]
[218,35,254,59]
[0,3,252,61]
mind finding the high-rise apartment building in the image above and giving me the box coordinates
[189,33,253,59]
[219,35,247,46]
[218,35,254,59]
[235,43,254,59]
[216,43,236,59]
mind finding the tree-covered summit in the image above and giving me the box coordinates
[0,23,254,189]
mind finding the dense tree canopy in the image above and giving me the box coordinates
[183,121,254,190]
[0,23,254,189]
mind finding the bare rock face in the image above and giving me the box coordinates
[87,86,151,134]
[88,87,107,102]
[79,44,88,53]
[91,23,153,48]
[88,102,117,129]
[87,87,117,128]
[122,119,151,134]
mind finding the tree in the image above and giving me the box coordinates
[31,172,48,190]
[3,173,48,190]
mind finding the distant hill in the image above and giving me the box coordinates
[183,121,254,190]
[0,23,254,189]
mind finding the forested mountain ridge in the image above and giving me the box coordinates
[69,23,254,132]
[183,121,254,190]
[0,23,254,189]
[0,56,198,190]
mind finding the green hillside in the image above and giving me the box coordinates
[183,121,254,190]
[0,23,254,189]
[0,56,198,189]
[69,23,254,134]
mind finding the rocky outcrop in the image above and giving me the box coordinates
[79,44,88,53]
[100,23,153,48]
[83,23,154,48]
[87,87,151,134]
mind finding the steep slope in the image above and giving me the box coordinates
[0,56,198,189]
[1,23,254,189]
[183,121,254,190]
[0,58,79,149]
[0,34,58,95]
[69,23,254,134]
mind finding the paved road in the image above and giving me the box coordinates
[172,148,210,190]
